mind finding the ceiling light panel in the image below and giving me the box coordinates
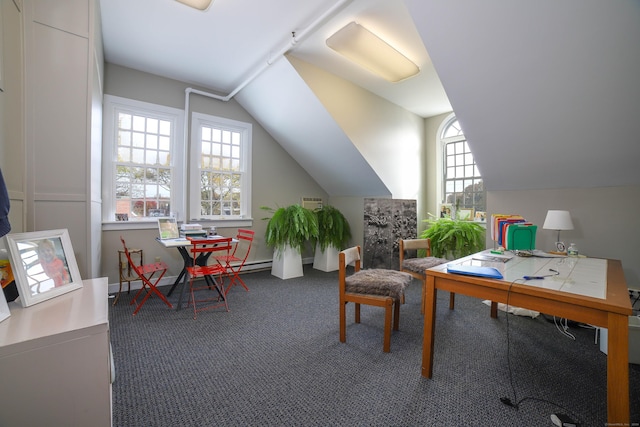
[175,0,213,11]
[326,22,420,83]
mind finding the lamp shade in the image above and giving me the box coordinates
[542,210,574,231]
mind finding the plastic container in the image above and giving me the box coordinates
[567,243,579,257]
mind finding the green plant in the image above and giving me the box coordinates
[261,204,319,255]
[420,214,485,259]
[314,205,351,252]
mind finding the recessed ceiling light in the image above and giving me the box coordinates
[175,0,213,11]
[326,22,420,83]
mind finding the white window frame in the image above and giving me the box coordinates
[102,95,185,226]
[437,113,485,214]
[189,112,252,223]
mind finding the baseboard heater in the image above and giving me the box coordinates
[108,257,314,294]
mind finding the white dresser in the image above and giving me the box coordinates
[0,278,111,427]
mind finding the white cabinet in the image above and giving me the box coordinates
[23,0,103,279]
[0,278,111,427]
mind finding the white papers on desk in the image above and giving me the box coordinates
[529,250,567,258]
[459,253,607,299]
[504,257,607,299]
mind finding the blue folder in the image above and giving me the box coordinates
[447,264,504,279]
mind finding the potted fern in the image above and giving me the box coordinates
[420,213,485,259]
[261,204,319,279]
[312,205,351,272]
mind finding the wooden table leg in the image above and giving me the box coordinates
[421,275,437,378]
[606,312,630,425]
[490,301,498,318]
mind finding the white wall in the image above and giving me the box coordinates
[0,0,25,239]
[488,187,640,287]
[101,64,328,285]
[424,112,451,232]
[289,56,425,238]
[290,56,424,200]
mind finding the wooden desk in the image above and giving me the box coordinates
[422,252,632,425]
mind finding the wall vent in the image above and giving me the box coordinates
[301,197,323,210]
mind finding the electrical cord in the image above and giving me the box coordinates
[499,276,583,425]
[501,277,524,409]
[553,316,576,340]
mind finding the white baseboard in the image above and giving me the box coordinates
[108,257,315,294]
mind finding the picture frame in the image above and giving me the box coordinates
[0,284,9,323]
[475,211,487,222]
[458,208,474,221]
[439,203,452,219]
[5,229,82,307]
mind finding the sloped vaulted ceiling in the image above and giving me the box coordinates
[235,55,391,198]
[404,0,640,192]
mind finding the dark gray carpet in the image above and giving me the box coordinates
[109,266,640,426]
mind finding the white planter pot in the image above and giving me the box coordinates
[271,245,304,279]
[312,243,340,272]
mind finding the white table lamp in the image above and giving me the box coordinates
[543,210,574,252]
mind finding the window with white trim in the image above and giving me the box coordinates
[189,113,252,220]
[103,95,185,222]
[440,116,485,214]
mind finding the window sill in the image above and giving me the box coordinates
[102,218,254,232]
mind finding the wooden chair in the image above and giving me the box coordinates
[399,238,449,314]
[214,229,255,295]
[186,236,233,319]
[114,248,143,306]
[339,246,412,352]
[120,237,173,315]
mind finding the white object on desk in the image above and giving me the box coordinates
[181,223,202,231]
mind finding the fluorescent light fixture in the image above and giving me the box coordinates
[175,0,212,11]
[326,22,420,83]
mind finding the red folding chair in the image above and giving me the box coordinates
[214,229,255,295]
[186,236,233,319]
[120,237,173,315]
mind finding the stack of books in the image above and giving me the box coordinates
[180,223,207,238]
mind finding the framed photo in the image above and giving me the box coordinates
[5,229,82,307]
[439,203,452,219]
[0,284,9,323]
[475,211,487,222]
[458,208,474,221]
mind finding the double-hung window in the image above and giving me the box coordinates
[103,95,185,222]
[189,112,252,221]
[103,96,252,226]
[439,115,485,214]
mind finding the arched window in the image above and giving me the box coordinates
[439,116,485,217]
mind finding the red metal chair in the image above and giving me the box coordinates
[120,237,173,315]
[215,229,255,295]
[186,236,233,319]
